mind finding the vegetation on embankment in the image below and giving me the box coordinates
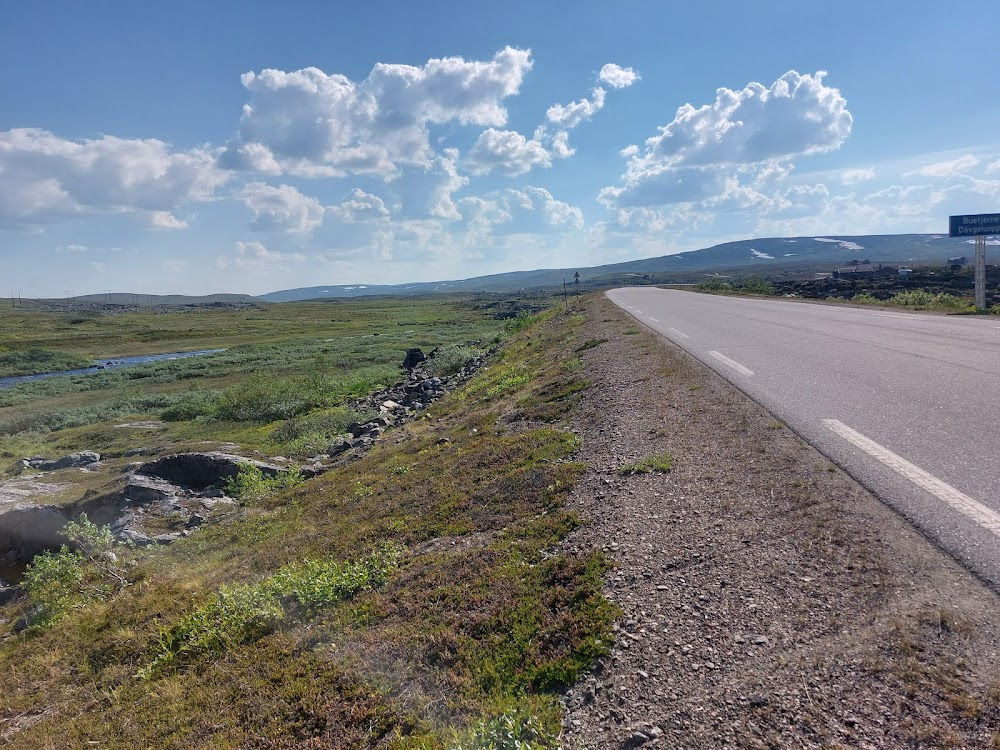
[0,298,615,748]
[694,265,1000,313]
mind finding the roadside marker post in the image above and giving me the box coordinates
[948,213,996,312]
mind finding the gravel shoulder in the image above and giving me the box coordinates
[560,294,1000,749]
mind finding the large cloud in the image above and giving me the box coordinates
[215,240,306,271]
[599,64,640,89]
[459,186,583,238]
[240,182,325,233]
[0,128,227,229]
[465,129,552,176]
[221,47,533,178]
[603,71,852,207]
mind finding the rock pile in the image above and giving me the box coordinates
[318,344,494,462]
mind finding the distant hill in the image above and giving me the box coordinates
[43,292,260,306]
[261,234,975,301]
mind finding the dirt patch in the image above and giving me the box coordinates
[560,295,1000,748]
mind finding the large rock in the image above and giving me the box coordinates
[22,451,101,472]
[136,452,283,489]
[401,348,426,370]
[0,503,69,561]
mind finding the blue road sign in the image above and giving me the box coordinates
[950,213,1000,237]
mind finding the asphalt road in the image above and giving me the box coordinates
[607,287,1000,589]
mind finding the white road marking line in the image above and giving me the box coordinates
[708,351,754,377]
[822,419,1000,539]
[634,308,644,314]
[668,327,689,338]
[874,313,914,320]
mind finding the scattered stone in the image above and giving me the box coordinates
[622,730,650,748]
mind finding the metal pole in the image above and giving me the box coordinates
[563,276,568,311]
[975,235,987,312]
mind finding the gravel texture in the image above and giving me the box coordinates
[559,295,1000,749]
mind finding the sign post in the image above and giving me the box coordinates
[949,213,997,312]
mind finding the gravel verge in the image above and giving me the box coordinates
[560,294,1000,749]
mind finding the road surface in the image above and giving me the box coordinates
[607,287,1000,588]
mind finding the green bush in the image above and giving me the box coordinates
[888,290,970,309]
[697,277,732,292]
[160,390,219,421]
[22,514,131,629]
[215,373,313,422]
[224,463,303,503]
[504,312,539,335]
[453,711,557,750]
[735,277,775,296]
[141,544,402,676]
[851,293,881,305]
[426,345,484,377]
[0,347,91,378]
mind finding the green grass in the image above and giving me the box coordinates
[618,452,674,475]
[0,297,615,748]
[0,296,506,467]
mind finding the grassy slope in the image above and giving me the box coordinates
[0,305,615,748]
[0,297,502,471]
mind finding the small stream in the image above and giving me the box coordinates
[0,349,224,390]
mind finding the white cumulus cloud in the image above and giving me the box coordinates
[546,87,606,129]
[240,182,325,233]
[221,47,533,178]
[602,71,852,207]
[599,63,640,89]
[466,129,552,176]
[327,188,390,223]
[0,128,227,229]
[215,241,307,271]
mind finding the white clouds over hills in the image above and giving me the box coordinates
[601,71,852,208]
[0,128,227,229]
[220,47,533,178]
[9,42,1000,295]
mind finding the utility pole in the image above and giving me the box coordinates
[574,272,580,309]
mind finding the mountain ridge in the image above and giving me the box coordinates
[261,233,975,301]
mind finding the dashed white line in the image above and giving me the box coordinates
[668,327,689,339]
[634,308,644,314]
[708,351,754,377]
[822,419,1000,538]
[874,313,914,320]
[647,316,660,323]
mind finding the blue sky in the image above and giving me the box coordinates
[3,1,1000,297]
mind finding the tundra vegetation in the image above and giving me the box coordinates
[0,295,614,748]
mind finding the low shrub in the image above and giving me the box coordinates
[224,463,304,503]
[453,710,557,750]
[851,293,882,305]
[160,390,220,421]
[697,278,732,292]
[22,514,131,629]
[141,544,402,676]
[735,277,775,296]
[426,344,484,377]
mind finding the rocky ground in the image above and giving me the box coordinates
[559,294,1000,749]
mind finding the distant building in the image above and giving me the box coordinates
[832,263,897,279]
[947,256,968,269]
[898,268,913,276]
